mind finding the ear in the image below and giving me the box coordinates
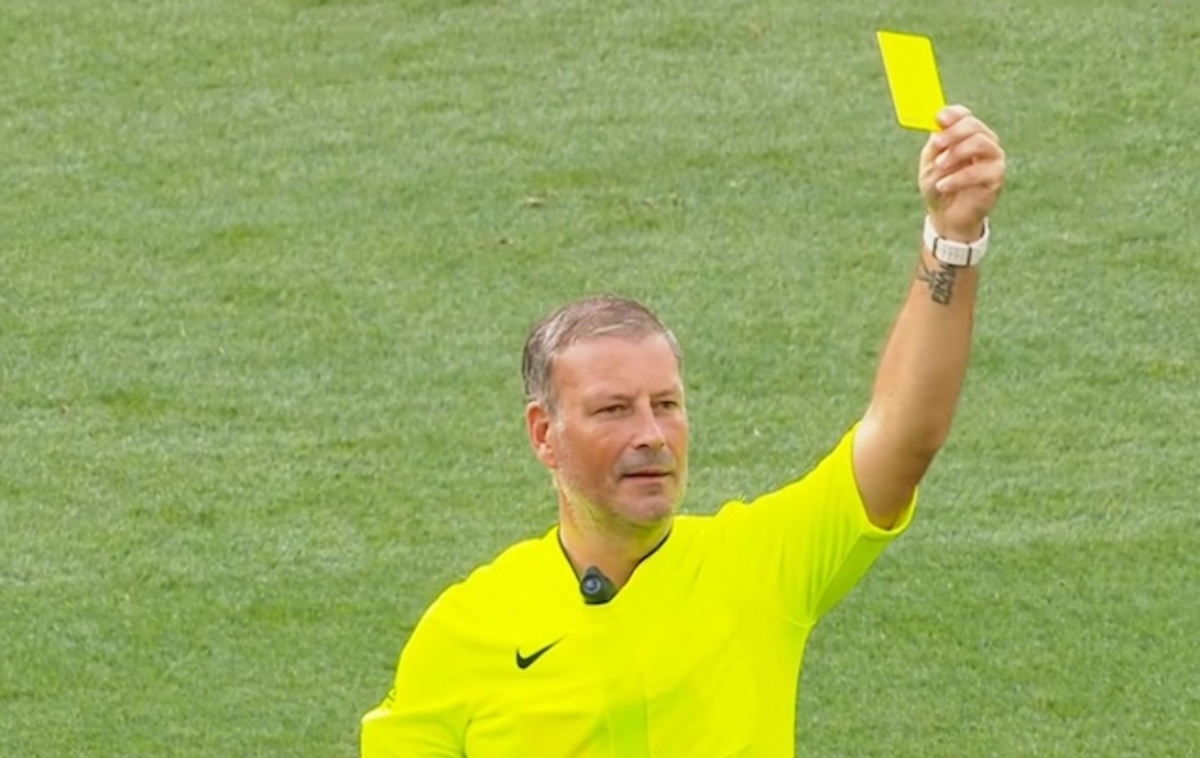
[525,401,559,469]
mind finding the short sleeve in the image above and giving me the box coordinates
[360,603,469,757]
[710,424,915,626]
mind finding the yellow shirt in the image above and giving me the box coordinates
[362,426,914,756]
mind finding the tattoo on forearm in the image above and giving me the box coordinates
[917,261,957,306]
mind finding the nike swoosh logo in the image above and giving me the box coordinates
[515,640,560,670]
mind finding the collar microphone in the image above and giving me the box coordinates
[580,566,617,605]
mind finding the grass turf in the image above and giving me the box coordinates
[1,0,1197,754]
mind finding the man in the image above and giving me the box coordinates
[362,104,1005,756]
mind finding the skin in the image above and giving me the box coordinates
[525,334,688,587]
[528,104,1006,587]
[853,105,1005,526]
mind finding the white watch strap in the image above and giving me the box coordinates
[923,216,989,267]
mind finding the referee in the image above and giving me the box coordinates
[362,105,1005,756]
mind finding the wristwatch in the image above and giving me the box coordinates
[923,215,989,267]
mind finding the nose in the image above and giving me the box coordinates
[631,403,667,450]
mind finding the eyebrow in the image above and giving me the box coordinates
[584,389,682,404]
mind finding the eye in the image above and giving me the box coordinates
[596,404,626,415]
[655,399,681,411]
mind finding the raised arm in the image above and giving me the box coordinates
[853,105,1006,528]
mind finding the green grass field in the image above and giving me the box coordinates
[2,0,1198,754]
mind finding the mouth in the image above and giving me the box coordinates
[622,470,671,480]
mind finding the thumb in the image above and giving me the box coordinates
[919,132,941,170]
[918,133,942,197]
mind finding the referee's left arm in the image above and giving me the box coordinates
[852,105,1005,529]
[361,611,468,757]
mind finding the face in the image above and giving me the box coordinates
[527,334,689,533]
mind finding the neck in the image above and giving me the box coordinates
[557,506,672,589]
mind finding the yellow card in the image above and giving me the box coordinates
[876,31,946,132]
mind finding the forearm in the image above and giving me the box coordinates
[865,242,979,466]
[851,105,1002,526]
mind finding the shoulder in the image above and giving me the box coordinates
[723,426,860,513]
[424,529,560,626]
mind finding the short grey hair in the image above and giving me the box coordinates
[522,295,682,412]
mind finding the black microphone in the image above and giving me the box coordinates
[580,566,617,605]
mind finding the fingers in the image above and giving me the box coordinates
[932,133,1005,191]
[925,106,1005,192]
[935,131,1002,169]
[930,107,1000,155]
[935,104,974,131]
[933,158,1005,196]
